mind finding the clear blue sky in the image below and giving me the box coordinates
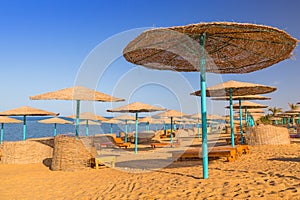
[0,0,299,116]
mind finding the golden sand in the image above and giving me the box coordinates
[0,144,299,200]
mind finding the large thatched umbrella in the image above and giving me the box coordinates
[101,118,122,135]
[0,106,58,140]
[107,102,165,153]
[30,86,124,137]
[191,80,275,146]
[0,116,22,143]
[114,115,135,142]
[212,94,270,142]
[154,110,186,143]
[66,112,106,136]
[38,117,73,137]
[227,101,268,127]
[123,22,297,179]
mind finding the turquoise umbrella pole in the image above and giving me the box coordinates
[125,120,128,143]
[239,99,243,144]
[288,117,290,130]
[200,33,208,179]
[245,108,248,127]
[0,123,3,144]
[163,122,166,135]
[110,123,113,134]
[146,122,149,131]
[229,88,235,147]
[298,113,300,124]
[134,112,138,154]
[23,116,26,141]
[75,100,80,137]
[170,117,173,143]
[54,123,57,137]
[85,120,89,136]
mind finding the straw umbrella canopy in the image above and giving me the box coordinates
[38,117,73,137]
[191,80,275,147]
[0,116,22,143]
[123,22,297,179]
[113,115,136,142]
[30,86,124,137]
[154,110,186,143]
[66,112,107,136]
[0,106,58,140]
[107,102,165,153]
[101,118,122,135]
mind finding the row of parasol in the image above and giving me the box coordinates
[0,22,297,179]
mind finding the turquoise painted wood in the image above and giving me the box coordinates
[23,116,26,141]
[229,89,235,147]
[75,100,80,137]
[110,123,113,134]
[170,117,173,143]
[134,112,138,154]
[0,123,3,144]
[54,123,57,137]
[245,108,248,127]
[200,33,208,179]
[85,120,89,136]
[239,99,243,144]
[288,117,290,130]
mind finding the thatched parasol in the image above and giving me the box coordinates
[38,117,73,137]
[107,102,165,153]
[66,112,107,136]
[101,118,122,135]
[192,80,274,146]
[113,115,136,142]
[0,116,22,143]
[0,106,58,140]
[123,22,297,179]
[154,110,186,143]
[30,86,124,137]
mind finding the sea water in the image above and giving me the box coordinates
[1,117,166,142]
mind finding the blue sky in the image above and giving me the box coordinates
[0,0,299,116]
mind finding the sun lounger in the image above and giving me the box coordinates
[150,139,181,148]
[113,137,131,148]
[92,156,116,169]
[172,148,237,162]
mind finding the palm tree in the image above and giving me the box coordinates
[268,107,282,116]
[288,103,299,111]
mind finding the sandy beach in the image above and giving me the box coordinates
[0,142,299,200]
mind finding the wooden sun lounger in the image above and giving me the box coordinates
[92,156,116,169]
[172,148,237,162]
[151,139,181,148]
[213,145,250,157]
[113,137,131,148]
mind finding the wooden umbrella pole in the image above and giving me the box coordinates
[239,99,243,144]
[229,89,235,147]
[23,115,26,141]
[75,100,80,137]
[200,33,208,179]
[0,123,3,144]
[54,123,57,137]
[85,120,89,136]
[170,117,173,143]
[135,112,138,154]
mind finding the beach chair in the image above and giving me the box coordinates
[150,138,181,148]
[172,147,237,162]
[113,137,131,148]
[92,156,116,169]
